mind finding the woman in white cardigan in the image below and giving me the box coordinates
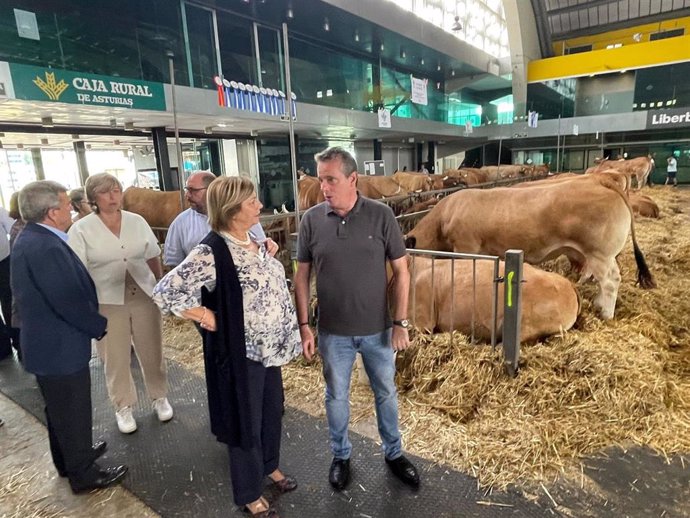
[68,173,172,434]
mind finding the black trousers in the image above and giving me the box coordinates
[36,367,95,478]
[0,256,13,359]
[227,360,284,506]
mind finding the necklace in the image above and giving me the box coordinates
[225,231,251,246]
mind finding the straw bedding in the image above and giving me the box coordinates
[162,187,690,489]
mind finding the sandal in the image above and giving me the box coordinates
[270,474,298,493]
[245,497,279,518]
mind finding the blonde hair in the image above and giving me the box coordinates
[84,173,122,213]
[207,176,256,233]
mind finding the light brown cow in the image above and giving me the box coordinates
[122,187,185,229]
[442,168,489,186]
[480,165,528,181]
[629,192,660,218]
[357,175,404,197]
[585,156,652,190]
[409,257,579,342]
[405,174,655,319]
[297,174,324,210]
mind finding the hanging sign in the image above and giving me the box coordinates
[377,108,391,128]
[410,75,428,106]
[528,110,539,128]
[464,120,473,134]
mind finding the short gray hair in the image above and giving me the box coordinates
[85,173,123,213]
[69,187,86,211]
[19,181,67,223]
[314,147,358,177]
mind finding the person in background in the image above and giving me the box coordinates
[0,202,15,362]
[164,171,276,268]
[666,155,678,186]
[69,188,93,222]
[154,176,301,518]
[68,173,172,434]
[7,192,24,357]
[11,180,127,493]
[294,147,419,491]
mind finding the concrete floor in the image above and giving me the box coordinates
[0,393,158,518]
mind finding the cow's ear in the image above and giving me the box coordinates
[405,235,416,249]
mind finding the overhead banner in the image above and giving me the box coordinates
[464,120,473,134]
[7,62,166,110]
[377,108,391,128]
[528,110,539,128]
[646,107,690,129]
[410,75,428,106]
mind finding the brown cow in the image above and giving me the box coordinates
[405,174,655,319]
[629,192,660,218]
[122,187,185,229]
[480,165,527,181]
[392,171,433,192]
[586,156,652,190]
[409,257,579,342]
[297,174,324,210]
[357,175,404,197]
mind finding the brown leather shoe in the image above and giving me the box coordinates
[271,475,297,493]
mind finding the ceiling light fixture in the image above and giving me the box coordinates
[437,63,442,71]
[451,69,455,77]
[400,48,406,59]
[354,30,359,42]
[380,43,385,51]
[286,7,294,19]
[421,58,425,65]
[323,17,330,32]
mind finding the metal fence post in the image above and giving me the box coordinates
[503,249,523,377]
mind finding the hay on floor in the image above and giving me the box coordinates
[164,187,690,489]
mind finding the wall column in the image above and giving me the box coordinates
[72,141,88,185]
[152,127,176,191]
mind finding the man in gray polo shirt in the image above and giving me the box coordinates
[295,147,420,490]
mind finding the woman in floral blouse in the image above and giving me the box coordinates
[153,176,300,518]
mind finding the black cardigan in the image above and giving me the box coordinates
[200,231,253,448]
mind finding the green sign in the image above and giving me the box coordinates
[9,63,166,111]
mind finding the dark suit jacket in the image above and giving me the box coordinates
[10,223,107,376]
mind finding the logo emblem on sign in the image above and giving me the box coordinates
[33,71,69,100]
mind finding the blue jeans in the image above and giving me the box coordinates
[318,329,402,461]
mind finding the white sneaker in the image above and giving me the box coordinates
[153,398,173,422]
[115,407,137,434]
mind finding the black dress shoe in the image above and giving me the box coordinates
[385,455,420,487]
[328,458,350,490]
[93,440,107,458]
[57,442,109,477]
[69,465,128,494]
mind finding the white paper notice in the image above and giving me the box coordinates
[377,108,391,128]
[410,75,428,106]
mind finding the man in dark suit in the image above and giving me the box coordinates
[11,180,128,493]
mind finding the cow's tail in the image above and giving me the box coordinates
[599,176,657,289]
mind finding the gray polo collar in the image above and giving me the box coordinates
[325,193,364,218]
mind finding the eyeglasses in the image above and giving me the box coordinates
[184,186,207,194]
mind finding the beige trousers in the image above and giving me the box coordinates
[97,273,167,411]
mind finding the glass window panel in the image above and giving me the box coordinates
[0,0,188,85]
[217,12,256,85]
[183,3,218,89]
[256,25,284,92]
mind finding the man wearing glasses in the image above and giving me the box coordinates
[163,171,274,267]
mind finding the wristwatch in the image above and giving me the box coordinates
[393,319,410,329]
